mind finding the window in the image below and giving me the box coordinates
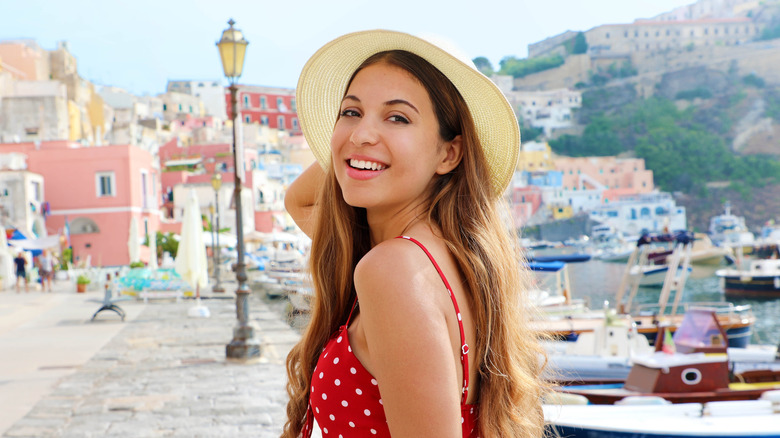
[291,98,297,112]
[31,181,42,201]
[96,172,116,197]
[606,32,610,39]
[277,97,284,110]
[163,104,167,111]
[178,104,182,111]
[640,207,651,217]
[243,95,250,108]
[141,171,148,209]
[278,115,286,130]
[261,115,269,126]
[292,118,299,130]
[245,115,251,123]
[260,96,267,109]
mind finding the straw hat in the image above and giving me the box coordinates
[296,29,520,196]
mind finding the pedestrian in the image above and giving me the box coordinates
[38,249,54,292]
[14,251,28,293]
[282,30,548,438]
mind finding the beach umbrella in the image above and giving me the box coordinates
[175,190,209,317]
[127,217,140,264]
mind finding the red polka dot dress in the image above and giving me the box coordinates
[301,236,479,437]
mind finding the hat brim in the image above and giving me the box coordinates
[296,29,520,196]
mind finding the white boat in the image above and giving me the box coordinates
[544,390,780,438]
[709,201,755,248]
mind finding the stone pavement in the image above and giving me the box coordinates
[1,282,303,438]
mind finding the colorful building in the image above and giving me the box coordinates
[227,85,301,135]
[0,140,160,267]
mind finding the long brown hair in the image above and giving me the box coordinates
[283,50,548,438]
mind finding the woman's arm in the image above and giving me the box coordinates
[284,163,324,238]
[354,239,462,437]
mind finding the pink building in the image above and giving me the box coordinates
[554,156,654,193]
[159,138,282,234]
[227,85,301,135]
[0,140,160,267]
[511,187,543,227]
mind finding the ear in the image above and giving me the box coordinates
[435,135,463,175]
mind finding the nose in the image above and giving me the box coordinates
[349,117,379,147]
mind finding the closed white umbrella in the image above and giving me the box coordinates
[148,234,158,270]
[128,217,140,264]
[175,190,209,318]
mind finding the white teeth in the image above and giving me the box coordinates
[350,159,386,171]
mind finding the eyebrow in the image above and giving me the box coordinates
[342,95,419,114]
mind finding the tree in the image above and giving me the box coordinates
[472,56,494,76]
[572,32,588,54]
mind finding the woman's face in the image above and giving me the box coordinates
[330,62,453,212]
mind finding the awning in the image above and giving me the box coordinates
[8,235,61,251]
[164,157,202,167]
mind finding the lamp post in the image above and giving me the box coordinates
[217,18,261,361]
[210,173,224,293]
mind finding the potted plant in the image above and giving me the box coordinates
[76,275,90,293]
[129,261,145,269]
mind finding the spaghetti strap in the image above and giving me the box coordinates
[395,235,471,404]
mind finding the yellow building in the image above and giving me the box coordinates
[517,141,556,172]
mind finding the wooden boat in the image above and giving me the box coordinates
[544,390,780,438]
[716,258,780,299]
[532,232,756,348]
[555,309,780,405]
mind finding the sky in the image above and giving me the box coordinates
[1,0,696,96]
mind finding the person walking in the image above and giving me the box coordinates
[14,251,28,293]
[282,30,548,438]
[38,249,54,292]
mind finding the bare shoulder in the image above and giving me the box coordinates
[354,237,441,310]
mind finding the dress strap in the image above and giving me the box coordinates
[396,235,471,404]
[345,297,359,326]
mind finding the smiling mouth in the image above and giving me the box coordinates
[348,159,387,171]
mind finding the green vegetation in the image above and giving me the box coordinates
[76,275,91,285]
[129,261,145,268]
[548,96,780,193]
[572,32,588,55]
[473,56,494,76]
[758,22,780,40]
[144,231,180,260]
[519,118,544,142]
[498,55,565,78]
[743,73,766,88]
[675,87,713,100]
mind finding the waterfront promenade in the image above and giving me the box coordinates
[0,278,302,437]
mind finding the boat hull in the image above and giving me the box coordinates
[720,275,780,298]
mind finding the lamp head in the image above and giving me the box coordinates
[211,172,223,190]
[217,19,248,80]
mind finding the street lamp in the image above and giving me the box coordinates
[210,173,224,293]
[217,18,261,361]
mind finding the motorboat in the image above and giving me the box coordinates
[544,390,780,438]
[716,258,780,299]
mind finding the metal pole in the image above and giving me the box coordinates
[213,191,223,293]
[210,205,216,280]
[226,83,261,360]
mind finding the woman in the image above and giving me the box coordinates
[283,30,547,438]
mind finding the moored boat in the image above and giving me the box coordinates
[555,309,780,405]
[544,390,780,438]
[716,258,780,299]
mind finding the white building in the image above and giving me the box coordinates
[167,80,227,120]
[588,192,687,236]
[491,76,581,137]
